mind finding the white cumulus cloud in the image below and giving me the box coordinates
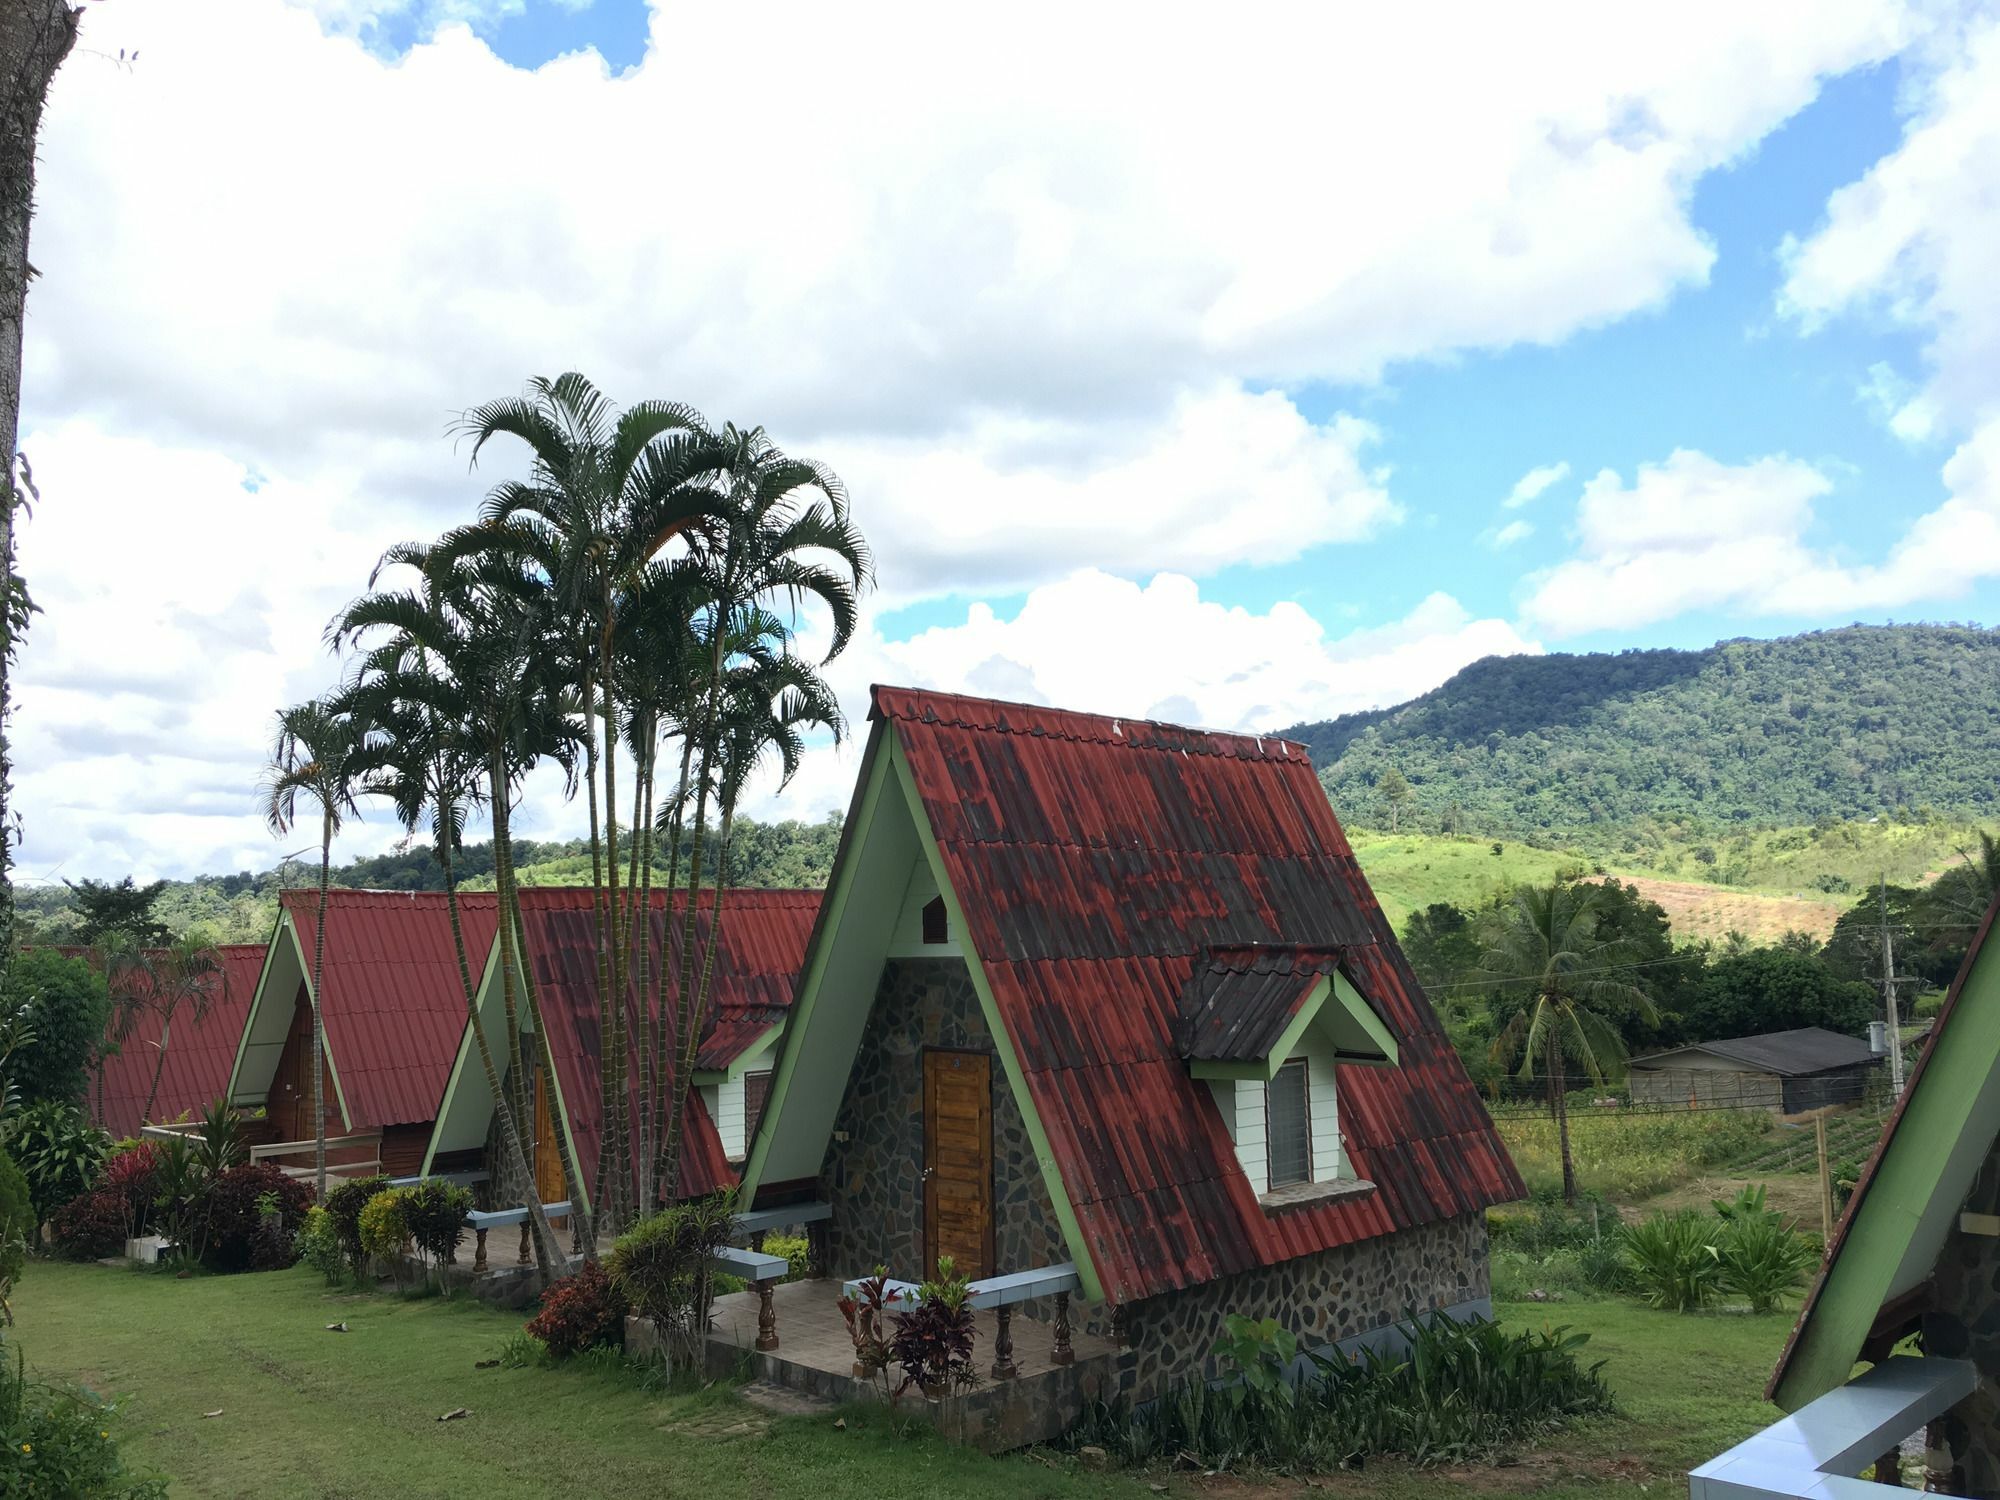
[1505,462,1571,509]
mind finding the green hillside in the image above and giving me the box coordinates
[1283,623,2000,836]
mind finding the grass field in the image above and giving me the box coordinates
[12,1260,1794,1499]
[1493,1107,1776,1201]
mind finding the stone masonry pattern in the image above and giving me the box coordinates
[1117,1211,1490,1402]
[819,958,1069,1281]
[1924,1136,2000,1496]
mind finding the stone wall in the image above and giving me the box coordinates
[819,958,1069,1280]
[1117,1210,1490,1402]
[1924,1136,2000,1496]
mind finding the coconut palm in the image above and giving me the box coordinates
[1920,830,2000,950]
[262,696,365,1199]
[1480,881,1655,1205]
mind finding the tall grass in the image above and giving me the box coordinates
[1495,1107,1771,1200]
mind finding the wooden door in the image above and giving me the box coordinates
[534,1068,568,1230]
[271,995,315,1140]
[923,1050,993,1280]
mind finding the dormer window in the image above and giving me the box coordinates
[922,896,948,945]
[1266,1058,1312,1189]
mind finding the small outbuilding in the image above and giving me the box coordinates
[1629,1026,1883,1114]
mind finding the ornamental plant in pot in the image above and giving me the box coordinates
[888,1257,979,1402]
[837,1269,896,1391]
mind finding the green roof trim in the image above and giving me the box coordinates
[419,928,505,1179]
[692,1023,783,1086]
[226,908,355,1133]
[738,724,891,1204]
[1770,900,2000,1410]
[886,728,1106,1305]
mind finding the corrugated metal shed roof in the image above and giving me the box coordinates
[513,886,819,1203]
[1631,1027,1880,1077]
[1178,945,1344,1062]
[281,889,498,1131]
[875,685,1525,1305]
[87,943,267,1139]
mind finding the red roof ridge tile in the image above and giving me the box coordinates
[871,683,1313,760]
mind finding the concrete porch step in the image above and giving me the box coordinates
[740,1380,840,1419]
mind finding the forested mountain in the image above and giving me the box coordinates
[1281,624,2000,836]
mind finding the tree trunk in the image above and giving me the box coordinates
[312,811,332,1200]
[142,1005,170,1123]
[0,0,81,985]
[440,805,561,1280]
[646,732,696,1192]
[1550,1028,1576,1206]
[657,712,718,1204]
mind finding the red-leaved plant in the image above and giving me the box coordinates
[526,1261,628,1359]
[98,1142,163,1241]
[837,1268,897,1393]
[889,1257,980,1401]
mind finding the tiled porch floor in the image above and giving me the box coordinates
[705,1277,1117,1384]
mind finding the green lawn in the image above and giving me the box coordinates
[11,1261,1790,1498]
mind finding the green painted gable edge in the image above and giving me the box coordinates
[886,727,1106,1304]
[420,927,504,1178]
[738,720,892,1204]
[1770,897,2000,1410]
[1187,971,1399,1082]
[223,906,286,1111]
[226,907,355,1133]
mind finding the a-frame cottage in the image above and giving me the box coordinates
[738,687,1522,1401]
[90,942,267,1139]
[226,890,498,1178]
[421,886,821,1215]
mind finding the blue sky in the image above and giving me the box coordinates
[17,0,2000,876]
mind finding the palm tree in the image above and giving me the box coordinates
[88,931,151,1127]
[1479,881,1655,1204]
[455,374,727,1236]
[330,542,575,1277]
[1920,830,2000,949]
[263,697,365,1199]
[135,935,227,1124]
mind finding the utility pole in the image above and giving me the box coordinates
[1879,877,1906,1096]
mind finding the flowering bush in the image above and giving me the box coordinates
[48,1190,128,1262]
[526,1261,627,1359]
[206,1164,313,1272]
[0,1349,166,1498]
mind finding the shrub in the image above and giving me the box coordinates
[0,1150,31,1302]
[5,1101,110,1227]
[296,1206,347,1286]
[98,1143,163,1241]
[150,1135,212,1266]
[1068,1312,1612,1471]
[1621,1210,1723,1312]
[0,1349,167,1499]
[399,1181,473,1277]
[206,1163,313,1272]
[763,1233,810,1283]
[1717,1214,1821,1314]
[526,1261,627,1359]
[888,1257,979,1399]
[48,1189,128,1262]
[4,948,111,1109]
[323,1175,391,1274]
[606,1191,734,1362]
[357,1186,411,1268]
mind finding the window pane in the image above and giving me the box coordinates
[1266,1058,1311,1188]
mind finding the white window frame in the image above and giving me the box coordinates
[1209,1030,1343,1195]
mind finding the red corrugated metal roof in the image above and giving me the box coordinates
[86,943,266,1139]
[512,886,820,1204]
[1178,945,1344,1062]
[875,685,1525,1304]
[281,890,498,1131]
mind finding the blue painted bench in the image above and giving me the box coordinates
[464,1201,573,1273]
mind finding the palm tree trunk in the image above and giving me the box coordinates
[647,733,696,1192]
[628,735,657,1215]
[657,686,719,1204]
[142,1005,171,1123]
[311,808,332,1200]
[494,778,592,1256]
[439,805,561,1280]
[1550,1027,1576,1206]
[666,799,737,1203]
